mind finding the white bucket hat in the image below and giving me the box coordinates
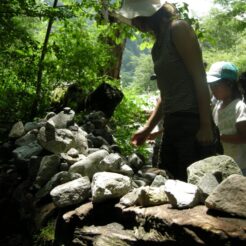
[114,0,166,22]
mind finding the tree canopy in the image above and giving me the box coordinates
[201,0,246,70]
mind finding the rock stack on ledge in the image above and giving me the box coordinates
[0,108,246,245]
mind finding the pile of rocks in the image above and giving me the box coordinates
[1,107,246,245]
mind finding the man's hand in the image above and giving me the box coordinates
[196,125,214,145]
[131,127,151,146]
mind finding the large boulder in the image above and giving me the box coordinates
[37,123,88,155]
[34,154,61,188]
[91,172,132,203]
[205,174,246,218]
[187,155,242,185]
[69,149,109,179]
[50,177,91,207]
[85,83,124,118]
[164,179,201,209]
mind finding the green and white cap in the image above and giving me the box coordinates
[207,61,238,83]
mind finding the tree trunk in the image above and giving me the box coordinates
[31,0,58,118]
[100,0,126,80]
[105,36,126,80]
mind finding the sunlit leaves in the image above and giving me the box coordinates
[202,1,246,72]
[112,89,156,156]
[44,14,113,90]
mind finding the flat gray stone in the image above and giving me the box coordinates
[205,174,246,218]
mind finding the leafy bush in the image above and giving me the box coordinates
[33,220,55,246]
[111,89,159,158]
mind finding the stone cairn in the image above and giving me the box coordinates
[1,107,246,245]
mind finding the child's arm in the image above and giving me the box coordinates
[221,121,246,144]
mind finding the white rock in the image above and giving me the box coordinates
[92,172,132,203]
[164,179,201,209]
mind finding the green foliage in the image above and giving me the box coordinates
[128,54,156,94]
[0,0,121,121]
[45,16,113,89]
[214,0,246,25]
[0,1,61,121]
[120,37,150,88]
[0,0,73,20]
[203,30,246,72]
[0,12,40,121]
[0,72,36,121]
[202,8,243,50]
[202,1,246,72]
[33,220,55,246]
[111,89,158,158]
[175,2,205,39]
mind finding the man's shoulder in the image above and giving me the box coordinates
[171,19,194,40]
[171,20,190,30]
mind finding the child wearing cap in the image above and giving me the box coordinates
[116,1,218,181]
[207,61,246,175]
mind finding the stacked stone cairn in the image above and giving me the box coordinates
[2,107,246,240]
